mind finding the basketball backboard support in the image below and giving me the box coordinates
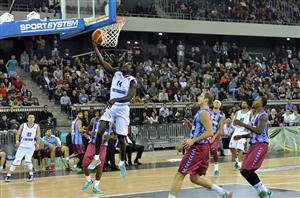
[60,0,117,39]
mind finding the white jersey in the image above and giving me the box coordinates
[20,123,38,149]
[233,110,251,135]
[110,71,136,105]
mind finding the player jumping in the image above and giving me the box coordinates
[88,39,137,178]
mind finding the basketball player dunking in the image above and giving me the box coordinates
[88,40,137,177]
[229,100,252,170]
[4,114,41,182]
[210,100,225,176]
[168,93,232,198]
[233,96,272,198]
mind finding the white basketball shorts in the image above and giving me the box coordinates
[13,146,35,165]
[229,130,248,151]
[100,104,130,136]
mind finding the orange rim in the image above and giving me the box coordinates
[116,17,125,23]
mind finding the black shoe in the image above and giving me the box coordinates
[4,176,11,182]
[128,161,133,166]
[110,166,120,171]
[27,174,33,182]
[134,160,142,165]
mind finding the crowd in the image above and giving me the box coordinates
[159,0,300,24]
[1,35,299,121]
[0,55,40,108]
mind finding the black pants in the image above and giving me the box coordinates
[126,144,144,163]
[106,139,116,167]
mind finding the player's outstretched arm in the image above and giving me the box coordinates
[234,114,267,135]
[93,41,116,75]
[108,80,137,105]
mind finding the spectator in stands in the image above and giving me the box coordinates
[29,60,40,81]
[40,71,51,91]
[218,87,228,101]
[42,126,70,170]
[60,91,71,113]
[292,109,300,124]
[157,40,167,61]
[269,108,282,127]
[70,89,79,104]
[177,41,185,64]
[0,58,7,77]
[0,83,7,99]
[36,36,46,59]
[40,105,56,127]
[159,103,170,123]
[147,82,159,101]
[158,88,169,102]
[13,76,25,92]
[285,101,294,111]
[62,49,72,66]
[282,109,294,126]
[6,55,18,78]
[134,1,144,14]
[79,89,89,104]
[0,114,10,130]
[126,131,144,166]
[148,111,159,124]
[20,51,30,72]
[53,66,63,83]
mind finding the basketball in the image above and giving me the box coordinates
[92,29,104,44]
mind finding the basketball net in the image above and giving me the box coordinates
[99,17,125,48]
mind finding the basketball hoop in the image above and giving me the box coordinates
[98,17,125,48]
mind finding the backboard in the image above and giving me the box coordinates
[60,0,117,39]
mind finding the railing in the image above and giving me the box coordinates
[1,1,299,26]
[71,100,300,111]
[1,124,300,152]
[0,106,44,112]
[118,13,300,26]
[0,2,29,12]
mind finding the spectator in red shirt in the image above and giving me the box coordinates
[13,76,25,91]
[220,73,230,89]
[0,83,7,98]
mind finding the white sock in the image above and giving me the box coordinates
[29,171,33,176]
[7,173,11,177]
[254,182,268,193]
[86,175,91,182]
[214,164,219,171]
[66,157,69,161]
[119,160,125,166]
[94,180,100,188]
[235,157,239,163]
[211,184,225,195]
[238,162,242,167]
[168,193,176,198]
[94,155,100,160]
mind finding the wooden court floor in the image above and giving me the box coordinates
[1,151,299,198]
